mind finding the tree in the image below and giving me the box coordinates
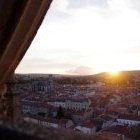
[56,106,65,119]
[65,112,72,120]
[37,112,46,117]
[134,124,140,139]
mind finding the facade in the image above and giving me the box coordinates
[12,74,55,94]
[100,115,115,129]
[22,102,49,115]
[117,115,140,126]
[21,101,58,117]
[48,98,91,110]
[24,114,73,129]
[42,118,74,128]
[32,77,54,94]
[75,121,96,135]
[117,118,140,126]
[70,109,93,124]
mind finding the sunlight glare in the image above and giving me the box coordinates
[109,70,120,76]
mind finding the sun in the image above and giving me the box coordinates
[109,70,120,76]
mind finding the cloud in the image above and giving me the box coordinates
[67,0,108,9]
[16,0,140,74]
[44,0,109,24]
[45,10,71,23]
[41,0,72,25]
[16,58,76,74]
[66,66,94,75]
[130,0,140,12]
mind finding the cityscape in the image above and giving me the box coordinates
[1,0,140,140]
[8,71,140,140]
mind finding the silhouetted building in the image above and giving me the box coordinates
[32,75,54,94]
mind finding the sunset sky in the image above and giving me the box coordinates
[16,0,140,75]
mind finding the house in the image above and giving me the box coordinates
[100,125,135,139]
[23,114,74,129]
[67,108,93,124]
[75,121,96,135]
[23,114,44,126]
[47,97,91,111]
[22,101,49,114]
[117,115,140,126]
[65,98,91,110]
[100,115,115,129]
[42,118,74,129]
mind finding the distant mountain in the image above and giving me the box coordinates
[93,70,140,77]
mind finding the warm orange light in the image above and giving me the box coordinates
[109,70,120,76]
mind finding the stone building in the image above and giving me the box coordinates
[48,97,91,111]
[32,79,54,94]
[5,77,21,122]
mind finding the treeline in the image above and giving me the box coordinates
[55,73,136,86]
[55,76,96,85]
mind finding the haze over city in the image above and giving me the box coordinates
[16,0,140,75]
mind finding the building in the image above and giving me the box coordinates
[117,115,140,126]
[32,75,54,94]
[42,118,74,129]
[68,109,93,124]
[48,97,91,111]
[75,121,96,135]
[100,125,135,139]
[22,101,49,115]
[23,114,74,129]
[99,115,115,129]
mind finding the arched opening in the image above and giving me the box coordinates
[0,0,140,140]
